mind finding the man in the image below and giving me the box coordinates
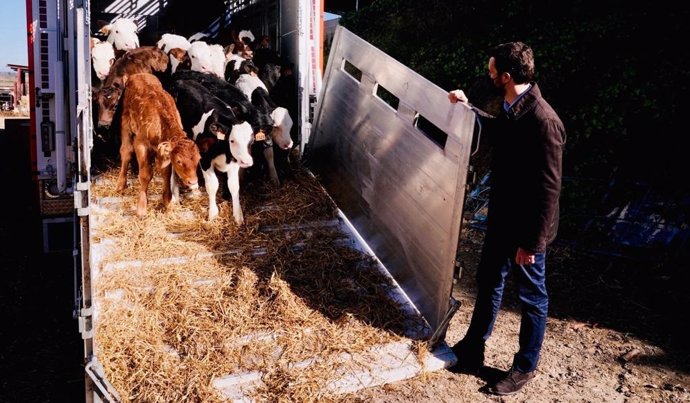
[448,41,565,396]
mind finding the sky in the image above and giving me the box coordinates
[0,0,28,72]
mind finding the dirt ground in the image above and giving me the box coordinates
[354,227,690,403]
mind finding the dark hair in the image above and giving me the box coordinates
[490,42,535,84]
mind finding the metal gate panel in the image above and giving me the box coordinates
[306,26,475,331]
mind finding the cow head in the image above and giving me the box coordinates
[187,41,214,74]
[96,78,126,128]
[91,39,115,81]
[269,107,294,150]
[228,121,254,168]
[168,48,191,74]
[206,104,246,141]
[158,138,201,187]
[117,46,169,74]
[101,18,139,51]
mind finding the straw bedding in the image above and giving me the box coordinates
[90,163,428,402]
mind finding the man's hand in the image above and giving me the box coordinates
[448,89,469,104]
[515,247,536,266]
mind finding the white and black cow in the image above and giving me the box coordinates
[249,87,294,186]
[168,79,245,143]
[170,69,256,122]
[234,64,269,101]
[167,79,254,224]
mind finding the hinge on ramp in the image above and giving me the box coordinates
[427,296,461,351]
[85,358,121,402]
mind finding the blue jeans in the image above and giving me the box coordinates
[464,243,548,373]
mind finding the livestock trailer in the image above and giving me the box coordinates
[25,0,476,401]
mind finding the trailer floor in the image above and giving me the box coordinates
[87,166,454,402]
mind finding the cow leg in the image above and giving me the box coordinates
[227,162,243,225]
[237,168,246,188]
[135,144,152,217]
[116,122,133,192]
[161,163,173,208]
[203,166,220,221]
[263,145,280,186]
[170,170,180,205]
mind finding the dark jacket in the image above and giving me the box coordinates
[476,83,565,254]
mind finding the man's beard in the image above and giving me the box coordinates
[489,77,506,97]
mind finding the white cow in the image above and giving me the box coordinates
[209,44,227,79]
[270,107,294,151]
[186,41,215,75]
[262,107,294,186]
[90,38,115,81]
[157,33,191,54]
[100,18,139,51]
[185,41,227,79]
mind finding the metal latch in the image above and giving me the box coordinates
[78,306,93,339]
[466,165,477,191]
[74,183,90,216]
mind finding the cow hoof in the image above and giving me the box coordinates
[189,188,203,198]
[233,214,244,226]
[208,206,219,221]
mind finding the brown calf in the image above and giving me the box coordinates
[96,46,169,128]
[115,73,201,217]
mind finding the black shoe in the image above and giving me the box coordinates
[489,368,536,396]
[448,339,485,373]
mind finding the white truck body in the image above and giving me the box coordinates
[26,1,475,401]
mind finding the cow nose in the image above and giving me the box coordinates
[97,121,110,129]
[187,178,199,186]
[239,157,253,168]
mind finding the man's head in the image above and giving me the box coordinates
[487,42,535,91]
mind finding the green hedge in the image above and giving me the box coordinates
[339,0,689,185]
